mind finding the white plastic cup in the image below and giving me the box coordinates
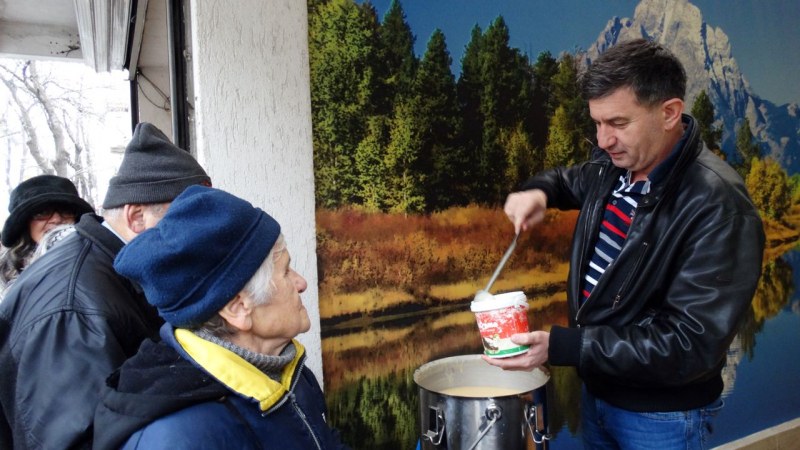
[470,291,530,358]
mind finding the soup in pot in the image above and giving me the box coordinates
[439,385,524,397]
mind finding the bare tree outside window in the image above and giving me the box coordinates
[0,58,130,219]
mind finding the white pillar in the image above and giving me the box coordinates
[188,0,323,383]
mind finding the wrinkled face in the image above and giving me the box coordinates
[250,249,310,344]
[589,87,673,181]
[28,207,77,243]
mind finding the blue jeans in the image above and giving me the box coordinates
[581,387,723,450]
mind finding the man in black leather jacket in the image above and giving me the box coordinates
[486,39,765,449]
[0,123,211,449]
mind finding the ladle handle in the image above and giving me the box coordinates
[484,232,519,292]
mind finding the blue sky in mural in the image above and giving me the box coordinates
[366,0,800,106]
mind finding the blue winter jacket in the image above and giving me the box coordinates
[93,324,350,450]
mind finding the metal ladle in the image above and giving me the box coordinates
[474,232,519,302]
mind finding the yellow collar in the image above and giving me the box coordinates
[174,328,305,411]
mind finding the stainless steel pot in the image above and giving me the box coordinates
[414,354,550,450]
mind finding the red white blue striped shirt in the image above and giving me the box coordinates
[581,173,650,302]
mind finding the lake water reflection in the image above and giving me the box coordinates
[321,250,800,450]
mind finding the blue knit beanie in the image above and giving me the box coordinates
[114,186,281,328]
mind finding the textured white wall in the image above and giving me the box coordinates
[188,0,323,383]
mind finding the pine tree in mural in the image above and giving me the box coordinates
[692,90,724,159]
[355,115,391,212]
[735,118,762,178]
[384,101,425,214]
[457,18,536,205]
[477,17,533,204]
[456,25,485,205]
[373,0,418,115]
[548,53,592,165]
[545,105,578,168]
[529,51,559,168]
[501,122,536,195]
[308,0,378,207]
[412,29,466,210]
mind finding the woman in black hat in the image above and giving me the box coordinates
[0,175,94,289]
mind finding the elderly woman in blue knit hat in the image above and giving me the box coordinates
[93,186,350,450]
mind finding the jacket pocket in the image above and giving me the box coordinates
[611,242,649,310]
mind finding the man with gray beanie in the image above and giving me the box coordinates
[0,122,211,449]
[93,186,349,450]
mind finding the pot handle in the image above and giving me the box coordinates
[525,402,552,446]
[465,403,502,450]
[422,405,445,446]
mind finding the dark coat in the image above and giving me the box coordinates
[0,214,162,449]
[93,325,350,450]
[523,115,765,412]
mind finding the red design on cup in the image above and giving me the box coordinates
[471,291,530,358]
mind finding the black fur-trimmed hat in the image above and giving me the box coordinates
[1,175,94,247]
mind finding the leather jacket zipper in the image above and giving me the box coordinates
[611,241,649,310]
[611,190,655,310]
[575,162,608,325]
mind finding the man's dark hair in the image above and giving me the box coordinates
[581,38,687,107]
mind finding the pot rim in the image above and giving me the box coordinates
[414,354,549,396]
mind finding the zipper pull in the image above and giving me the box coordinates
[612,294,622,310]
[290,393,307,419]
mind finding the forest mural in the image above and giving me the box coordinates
[308,0,800,448]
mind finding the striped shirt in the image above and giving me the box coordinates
[581,173,650,303]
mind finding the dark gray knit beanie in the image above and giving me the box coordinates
[102,122,211,209]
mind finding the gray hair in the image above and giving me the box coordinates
[101,202,169,221]
[193,234,287,337]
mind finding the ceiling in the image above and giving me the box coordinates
[0,0,143,73]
